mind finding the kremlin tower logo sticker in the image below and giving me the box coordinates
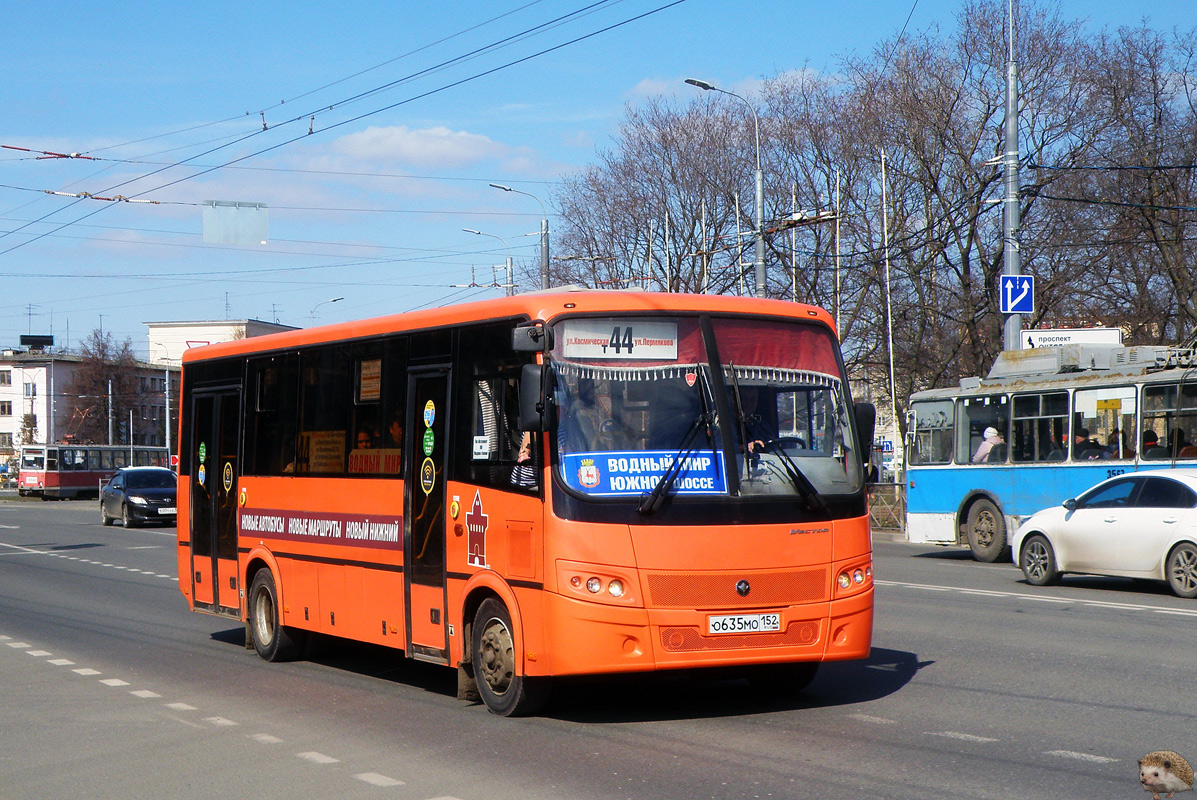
[466,491,488,567]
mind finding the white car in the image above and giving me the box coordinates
[1011,468,1197,598]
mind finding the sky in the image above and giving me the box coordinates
[1,0,1191,360]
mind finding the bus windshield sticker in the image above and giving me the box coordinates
[423,400,435,428]
[420,457,435,494]
[561,319,679,361]
[422,429,435,456]
[222,462,233,492]
[197,463,207,487]
[198,442,206,463]
[561,450,727,496]
[466,491,488,567]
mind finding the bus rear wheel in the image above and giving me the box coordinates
[471,598,548,716]
[248,569,305,662]
[965,498,1007,562]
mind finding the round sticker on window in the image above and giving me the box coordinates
[197,463,207,487]
[420,457,435,495]
[423,399,436,428]
[222,461,234,492]
[422,428,435,456]
[198,442,207,464]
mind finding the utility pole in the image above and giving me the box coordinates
[1002,0,1022,351]
[107,379,113,446]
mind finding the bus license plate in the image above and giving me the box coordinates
[707,613,781,635]
[158,508,177,515]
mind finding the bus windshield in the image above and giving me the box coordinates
[549,315,862,500]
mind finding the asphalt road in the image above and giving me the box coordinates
[0,497,1192,799]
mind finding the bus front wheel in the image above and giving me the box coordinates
[965,498,1007,562]
[471,598,549,716]
[248,569,305,662]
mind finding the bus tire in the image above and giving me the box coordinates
[471,598,549,716]
[1166,543,1197,599]
[1020,534,1060,586]
[965,498,1007,562]
[248,569,305,662]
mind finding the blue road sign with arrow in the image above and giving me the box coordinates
[1000,275,1034,314]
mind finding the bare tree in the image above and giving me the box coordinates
[63,330,142,444]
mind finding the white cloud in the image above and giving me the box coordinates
[333,125,510,169]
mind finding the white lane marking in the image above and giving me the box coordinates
[131,690,162,699]
[27,650,52,657]
[251,733,283,744]
[126,545,164,550]
[73,668,101,676]
[0,636,9,641]
[355,773,404,787]
[205,717,238,727]
[297,751,340,764]
[7,642,31,649]
[848,713,897,725]
[926,731,999,743]
[48,659,74,666]
[1046,750,1118,763]
[877,580,1197,616]
[100,678,130,687]
[0,524,19,529]
[166,703,197,711]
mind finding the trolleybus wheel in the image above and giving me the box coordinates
[1019,534,1060,586]
[248,569,305,662]
[965,498,1007,562]
[1166,543,1197,599]
[471,598,548,716]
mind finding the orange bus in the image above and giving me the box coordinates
[176,290,876,715]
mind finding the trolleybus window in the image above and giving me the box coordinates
[1011,391,1068,463]
[909,400,953,465]
[957,395,1007,464]
[1073,386,1136,459]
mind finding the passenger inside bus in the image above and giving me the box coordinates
[971,426,1004,463]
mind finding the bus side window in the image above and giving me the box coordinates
[245,353,299,476]
[956,395,1008,464]
[455,322,538,492]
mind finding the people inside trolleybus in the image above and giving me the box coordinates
[971,426,1004,463]
[1072,427,1105,459]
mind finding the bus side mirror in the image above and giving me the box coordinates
[854,401,876,455]
[519,363,549,431]
[512,324,547,352]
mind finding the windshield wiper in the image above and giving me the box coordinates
[742,416,826,512]
[637,411,715,516]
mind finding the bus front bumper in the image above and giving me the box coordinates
[538,588,872,677]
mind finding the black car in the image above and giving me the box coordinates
[100,466,177,527]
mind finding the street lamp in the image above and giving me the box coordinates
[463,228,513,295]
[489,183,549,291]
[309,296,343,322]
[686,78,766,297]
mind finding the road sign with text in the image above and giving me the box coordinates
[1000,275,1034,314]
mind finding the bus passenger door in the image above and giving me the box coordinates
[189,389,242,617]
[405,369,449,663]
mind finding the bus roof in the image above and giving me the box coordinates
[180,289,836,364]
[911,343,1197,402]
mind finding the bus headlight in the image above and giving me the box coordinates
[835,561,873,598]
[586,577,602,593]
[557,560,641,607]
[607,580,625,598]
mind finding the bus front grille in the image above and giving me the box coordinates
[659,621,820,652]
[644,568,829,608]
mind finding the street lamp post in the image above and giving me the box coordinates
[463,228,513,295]
[490,183,549,291]
[309,296,343,322]
[686,78,766,297]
